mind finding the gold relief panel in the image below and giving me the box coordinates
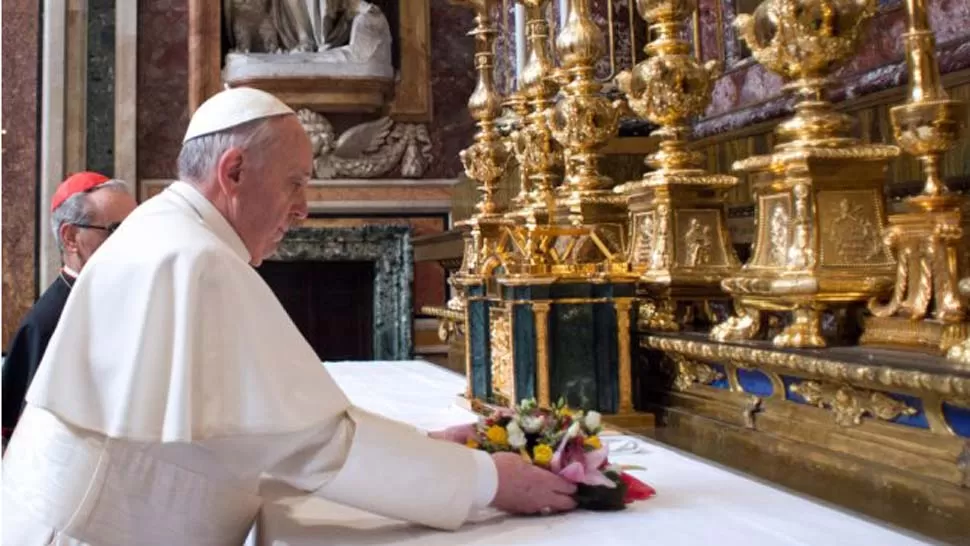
[675,209,729,268]
[816,190,893,267]
[489,308,515,404]
[751,193,792,268]
[631,210,657,266]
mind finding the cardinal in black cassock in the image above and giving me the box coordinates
[2,172,137,447]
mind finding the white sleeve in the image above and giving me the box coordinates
[248,406,487,530]
[417,428,498,508]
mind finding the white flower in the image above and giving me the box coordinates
[521,415,544,433]
[507,420,527,448]
[584,411,601,430]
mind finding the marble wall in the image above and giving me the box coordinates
[694,0,970,136]
[137,0,190,180]
[1,0,40,346]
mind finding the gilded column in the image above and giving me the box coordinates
[533,301,552,407]
[615,298,634,413]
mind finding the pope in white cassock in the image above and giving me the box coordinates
[2,88,577,545]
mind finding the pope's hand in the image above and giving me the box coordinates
[490,452,578,515]
[427,423,477,444]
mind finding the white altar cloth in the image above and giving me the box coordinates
[253,360,935,546]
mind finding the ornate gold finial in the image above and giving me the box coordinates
[712,0,900,348]
[860,0,970,356]
[614,0,741,331]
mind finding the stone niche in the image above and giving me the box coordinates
[266,225,413,361]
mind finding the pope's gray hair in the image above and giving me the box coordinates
[51,179,130,251]
[176,115,285,184]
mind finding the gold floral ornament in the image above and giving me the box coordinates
[712,0,900,348]
[790,381,918,427]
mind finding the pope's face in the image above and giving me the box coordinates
[230,115,311,265]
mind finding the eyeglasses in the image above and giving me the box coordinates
[73,222,122,235]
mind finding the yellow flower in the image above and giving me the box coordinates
[486,425,508,445]
[584,435,602,450]
[533,444,554,466]
[466,439,479,449]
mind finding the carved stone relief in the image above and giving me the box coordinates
[297,109,432,178]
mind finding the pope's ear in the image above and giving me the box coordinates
[216,147,245,196]
[59,223,80,253]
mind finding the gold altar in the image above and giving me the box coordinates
[418,0,970,542]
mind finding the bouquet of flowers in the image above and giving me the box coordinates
[468,398,655,511]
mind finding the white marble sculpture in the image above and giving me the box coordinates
[224,0,394,81]
[297,109,432,179]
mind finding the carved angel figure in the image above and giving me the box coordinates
[296,109,433,179]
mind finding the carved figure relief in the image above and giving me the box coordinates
[224,0,395,81]
[769,204,790,266]
[830,198,880,262]
[684,218,713,267]
[224,0,280,53]
[297,109,432,178]
[632,211,656,265]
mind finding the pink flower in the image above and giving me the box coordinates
[550,434,616,488]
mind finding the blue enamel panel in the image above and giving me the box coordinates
[737,368,774,397]
[942,403,970,438]
[888,393,929,429]
[783,376,807,403]
[512,303,536,403]
[708,364,730,390]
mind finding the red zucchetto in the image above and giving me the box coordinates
[50,171,111,212]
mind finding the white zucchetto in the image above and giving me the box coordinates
[183,87,295,143]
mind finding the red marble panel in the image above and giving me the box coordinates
[698,0,970,136]
[425,2,478,179]
[137,0,190,180]
[2,0,40,346]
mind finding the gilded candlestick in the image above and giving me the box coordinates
[450,0,514,280]
[548,0,623,226]
[862,0,970,355]
[517,0,563,225]
[615,0,741,331]
[712,0,899,348]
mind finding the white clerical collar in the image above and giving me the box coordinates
[62,266,79,279]
[165,181,253,264]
